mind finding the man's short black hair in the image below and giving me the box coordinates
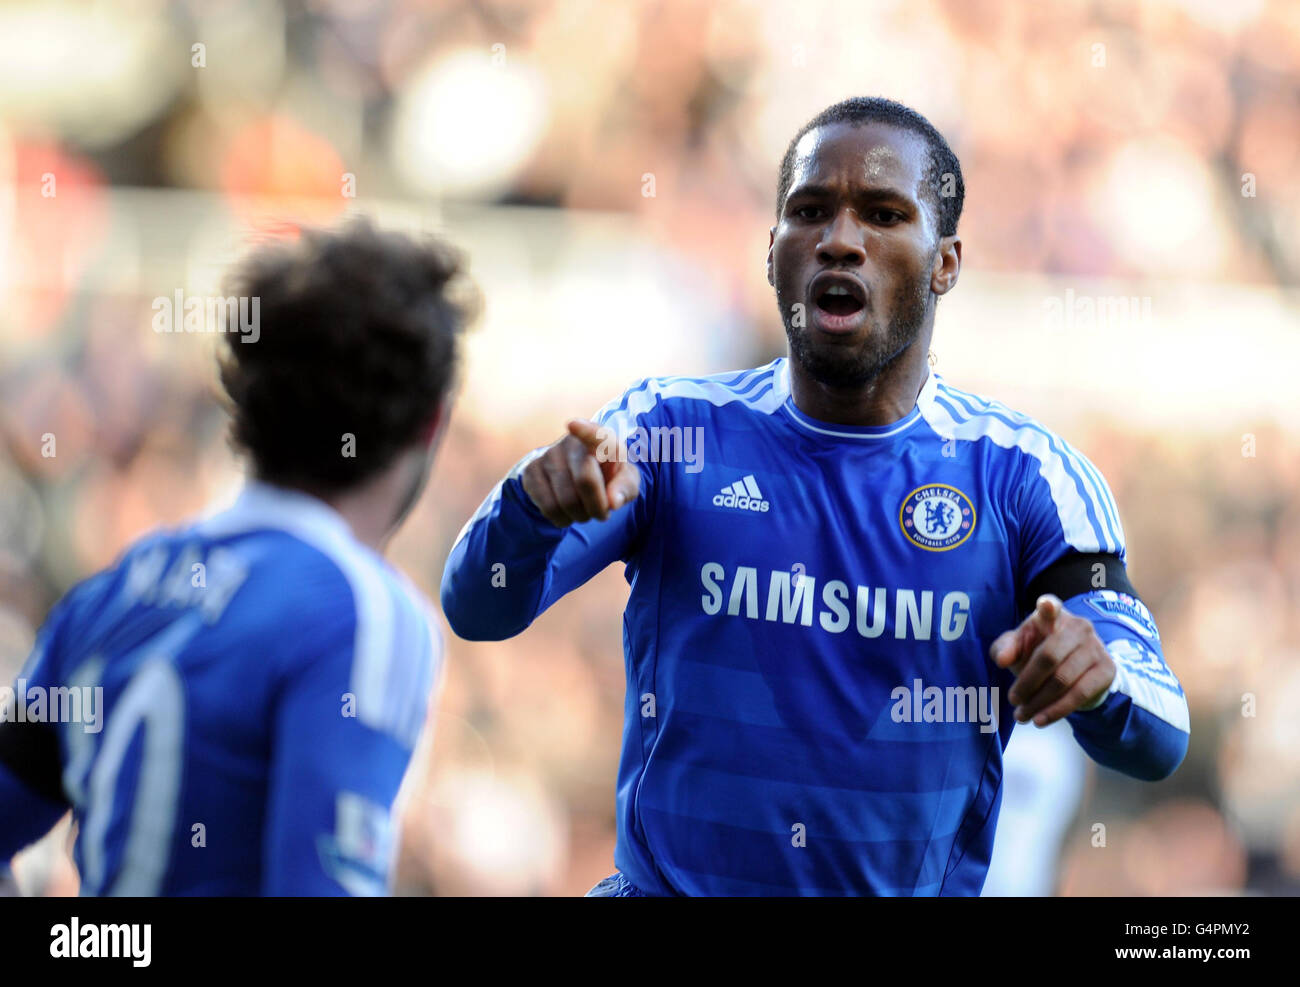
[776,96,965,238]
[219,217,475,494]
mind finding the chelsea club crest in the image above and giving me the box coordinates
[900,484,976,551]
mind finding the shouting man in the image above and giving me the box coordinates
[442,97,1189,897]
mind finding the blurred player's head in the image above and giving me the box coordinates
[219,217,476,540]
[768,97,963,391]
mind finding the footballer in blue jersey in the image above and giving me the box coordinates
[441,98,1189,896]
[0,220,473,895]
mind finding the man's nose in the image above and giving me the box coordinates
[816,209,867,266]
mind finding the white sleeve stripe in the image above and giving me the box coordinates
[198,483,430,747]
[921,389,1117,555]
[447,364,787,554]
[936,382,1123,551]
[1066,441,1125,548]
[347,561,393,736]
[595,361,790,434]
[936,382,1122,545]
[1106,639,1190,733]
[450,362,793,554]
[594,361,780,418]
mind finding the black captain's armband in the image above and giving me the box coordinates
[0,719,67,806]
[1020,552,1137,619]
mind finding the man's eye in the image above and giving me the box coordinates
[871,210,904,224]
[794,206,823,220]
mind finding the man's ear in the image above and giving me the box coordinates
[931,235,961,297]
[766,226,777,287]
[420,395,450,449]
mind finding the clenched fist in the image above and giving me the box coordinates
[520,419,642,527]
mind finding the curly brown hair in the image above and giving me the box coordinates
[218,217,475,493]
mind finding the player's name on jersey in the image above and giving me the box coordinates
[150,289,260,344]
[699,563,971,641]
[121,543,250,625]
[593,424,704,474]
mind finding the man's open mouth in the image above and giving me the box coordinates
[808,272,868,330]
[815,285,865,316]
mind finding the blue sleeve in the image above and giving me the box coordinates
[1060,590,1190,781]
[1009,437,1186,779]
[0,760,66,859]
[261,601,431,896]
[440,382,658,642]
[1015,435,1127,590]
[0,597,74,858]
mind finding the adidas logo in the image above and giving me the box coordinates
[712,474,770,513]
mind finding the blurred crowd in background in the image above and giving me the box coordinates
[1,0,1298,895]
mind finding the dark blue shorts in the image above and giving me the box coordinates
[584,872,650,897]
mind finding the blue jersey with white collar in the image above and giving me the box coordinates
[442,357,1188,896]
[1,483,439,895]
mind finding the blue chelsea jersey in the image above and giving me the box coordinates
[442,357,1186,896]
[10,483,439,895]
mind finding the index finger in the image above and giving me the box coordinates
[990,594,1063,669]
[567,418,613,455]
[1029,594,1063,636]
[564,432,611,521]
[566,418,640,515]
